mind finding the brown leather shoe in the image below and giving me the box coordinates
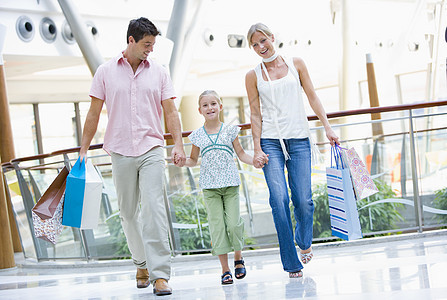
[153,279,172,296]
[136,268,150,288]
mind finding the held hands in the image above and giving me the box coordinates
[171,145,186,167]
[253,150,269,169]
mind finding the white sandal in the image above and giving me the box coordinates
[300,249,313,264]
[289,270,303,278]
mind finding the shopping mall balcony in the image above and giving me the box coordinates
[1,101,447,299]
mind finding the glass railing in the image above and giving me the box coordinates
[2,100,447,260]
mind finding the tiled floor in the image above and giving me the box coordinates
[1,230,447,300]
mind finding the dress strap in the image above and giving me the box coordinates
[203,123,223,145]
[261,60,291,161]
[201,123,234,157]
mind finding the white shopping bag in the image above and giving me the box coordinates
[62,157,103,229]
[326,145,363,241]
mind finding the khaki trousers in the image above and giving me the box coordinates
[110,147,171,282]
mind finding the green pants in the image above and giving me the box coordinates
[203,186,245,256]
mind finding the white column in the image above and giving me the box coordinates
[339,0,356,111]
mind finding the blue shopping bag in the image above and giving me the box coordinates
[62,157,103,229]
[326,145,362,241]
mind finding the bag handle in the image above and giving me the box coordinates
[70,157,86,178]
[331,144,346,170]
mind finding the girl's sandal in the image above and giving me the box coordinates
[234,259,246,279]
[221,271,233,285]
[300,249,313,264]
[289,270,303,278]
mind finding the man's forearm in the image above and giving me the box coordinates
[79,98,103,157]
[165,111,183,147]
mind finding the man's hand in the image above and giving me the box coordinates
[79,149,87,162]
[171,145,186,167]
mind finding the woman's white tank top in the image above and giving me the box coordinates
[254,57,309,139]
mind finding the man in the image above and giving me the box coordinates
[79,17,186,296]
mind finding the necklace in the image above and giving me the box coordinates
[262,51,278,63]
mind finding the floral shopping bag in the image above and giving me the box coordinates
[341,147,379,200]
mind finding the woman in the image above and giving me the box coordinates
[245,23,339,278]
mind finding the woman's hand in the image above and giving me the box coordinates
[253,149,269,168]
[325,127,340,146]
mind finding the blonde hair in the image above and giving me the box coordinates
[247,23,273,48]
[198,90,222,105]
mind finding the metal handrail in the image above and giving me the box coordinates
[4,100,447,165]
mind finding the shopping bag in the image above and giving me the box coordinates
[32,167,69,219]
[326,145,362,241]
[62,157,103,229]
[341,147,378,200]
[32,196,64,244]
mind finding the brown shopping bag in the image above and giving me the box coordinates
[32,196,64,244]
[32,167,69,244]
[341,147,378,200]
[32,166,69,219]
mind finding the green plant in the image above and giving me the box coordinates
[432,187,447,223]
[171,192,257,252]
[244,235,258,249]
[311,183,332,238]
[105,191,256,257]
[357,180,403,232]
[105,213,131,258]
[171,192,212,251]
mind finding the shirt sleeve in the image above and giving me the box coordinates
[188,129,200,147]
[160,65,176,101]
[228,125,241,142]
[89,64,106,101]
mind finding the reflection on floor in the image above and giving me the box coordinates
[1,230,447,300]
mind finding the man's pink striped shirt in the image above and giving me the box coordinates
[89,53,176,157]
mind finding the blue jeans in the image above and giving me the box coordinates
[261,138,314,272]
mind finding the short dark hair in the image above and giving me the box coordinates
[126,17,159,44]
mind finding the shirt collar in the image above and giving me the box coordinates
[115,51,151,67]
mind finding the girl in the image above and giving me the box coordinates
[185,90,254,284]
[245,23,339,278]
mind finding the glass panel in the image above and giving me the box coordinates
[236,134,276,246]
[3,168,37,259]
[87,156,130,259]
[25,165,87,260]
[9,104,36,158]
[311,111,419,237]
[165,143,211,253]
[39,103,77,153]
[412,110,447,227]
